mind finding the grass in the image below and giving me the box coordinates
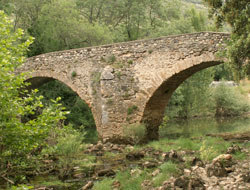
[153,161,179,187]
[127,105,138,115]
[232,151,247,160]
[93,178,114,190]
[32,176,70,187]
[116,170,148,190]
[237,79,250,96]
[32,116,249,190]
[147,137,200,152]
[147,136,233,162]
[93,170,149,190]
[71,71,77,77]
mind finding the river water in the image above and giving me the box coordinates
[159,116,250,139]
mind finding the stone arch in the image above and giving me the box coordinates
[140,54,224,140]
[25,72,100,134]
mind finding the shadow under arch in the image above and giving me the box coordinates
[25,76,98,143]
[141,60,223,141]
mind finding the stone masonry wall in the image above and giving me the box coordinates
[19,32,229,141]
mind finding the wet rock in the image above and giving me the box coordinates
[152,169,160,177]
[141,180,152,190]
[212,154,232,163]
[184,169,191,177]
[143,161,158,168]
[227,144,242,154]
[161,177,175,190]
[162,150,184,163]
[174,176,189,189]
[130,168,142,176]
[213,154,234,169]
[191,157,204,167]
[206,154,234,177]
[126,151,144,161]
[81,181,94,190]
[95,151,104,156]
[188,177,205,190]
[174,176,205,190]
[96,141,104,150]
[206,162,228,177]
[111,144,122,152]
[97,168,115,177]
[242,172,250,182]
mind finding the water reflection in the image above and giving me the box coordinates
[159,117,250,139]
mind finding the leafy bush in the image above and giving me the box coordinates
[42,126,85,178]
[213,84,250,116]
[0,11,67,183]
[9,185,33,190]
[166,68,214,119]
[123,123,146,144]
[199,140,217,162]
[37,80,96,131]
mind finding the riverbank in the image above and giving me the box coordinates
[3,127,249,190]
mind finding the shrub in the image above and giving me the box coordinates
[213,84,250,117]
[0,11,67,158]
[127,105,138,115]
[199,140,217,162]
[107,54,116,63]
[128,60,133,65]
[0,11,68,183]
[123,123,146,144]
[42,125,85,178]
[71,71,77,77]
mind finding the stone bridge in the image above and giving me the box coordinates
[19,32,229,142]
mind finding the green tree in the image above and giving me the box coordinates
[0,10,66,170]
[34,0,113,54]
[37,80,95,131]
[166,68,214,119]
[204,0,250,81]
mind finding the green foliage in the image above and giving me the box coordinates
[232,151,247,161]
[204,0,250,81]
[9,185,34,190]
[199,140,217,161]
[127,105,138,115]
[71,71,77,77]
[212,64,234,81]
[91,71,101,84]
[128,60,133,65]
[123,123,146,144]
[93,178,114,190]
[37,80,95,131]
[0,0,216,57]
[107,54,116,63]
[115,170,148,190]
[0,11,67,162]
[42,126,84,178]
[0,0,219,136]
[0,11,71,186]
[148,49,153,54]
[213,84,250,117]
[153,161,178,187]
[166,68,214,119]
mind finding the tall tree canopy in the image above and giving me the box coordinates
[204,0,250,80]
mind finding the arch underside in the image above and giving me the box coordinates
[141,60,223,140]
[26,77,55,90]
[24,75,99,133]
